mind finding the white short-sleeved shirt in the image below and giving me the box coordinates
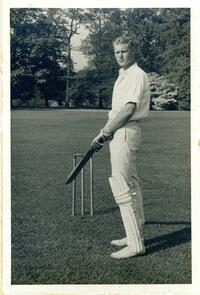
[108,63,150,121]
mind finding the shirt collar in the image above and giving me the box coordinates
[119,63,138,76]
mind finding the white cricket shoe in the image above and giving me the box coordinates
[111,246,146,259]
[110,237,127,247]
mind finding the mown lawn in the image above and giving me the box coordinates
[11,109,191,284]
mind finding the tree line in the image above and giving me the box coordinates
[11,8,190,110]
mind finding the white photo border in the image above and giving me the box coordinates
[2,0,200,294]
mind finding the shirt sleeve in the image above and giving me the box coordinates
[123,71,145,108]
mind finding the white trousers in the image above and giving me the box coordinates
[109,121,145,226]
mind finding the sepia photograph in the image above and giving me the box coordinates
[1,0,200,294]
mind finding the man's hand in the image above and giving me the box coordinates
[91,133,104,151]
[91,130,113,152]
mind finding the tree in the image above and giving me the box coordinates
[11,9,41,106]
[51,9,85,106]
[81,9,119,108]
[121,8,190,109]
[11,8,190,110]
[156,9,190,109]
[10,8,84,107]
[81,8,190,110]
[11,9,65,107]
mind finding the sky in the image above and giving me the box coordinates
[71,25,89,72]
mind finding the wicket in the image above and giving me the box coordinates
[72,153,94,216]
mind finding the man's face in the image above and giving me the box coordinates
[114,43,134,70]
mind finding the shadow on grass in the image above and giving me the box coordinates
[146,220,191,225]
[145,226,191,255]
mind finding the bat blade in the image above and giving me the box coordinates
[66,148,95,185]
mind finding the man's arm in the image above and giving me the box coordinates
[103,102,136,134]
[91,102,137,151]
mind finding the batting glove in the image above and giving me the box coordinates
[91,129,113,152]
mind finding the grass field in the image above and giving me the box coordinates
[11,109,191,284]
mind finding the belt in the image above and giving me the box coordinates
[125,120,140,126]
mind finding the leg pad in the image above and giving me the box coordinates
[109,175,131,205]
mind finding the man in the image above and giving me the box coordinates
[92,35,150,259]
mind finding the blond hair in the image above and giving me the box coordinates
[112,34,134,49]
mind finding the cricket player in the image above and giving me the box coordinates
[91,35,150,259]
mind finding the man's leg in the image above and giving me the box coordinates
[109,124,145,248]
[111,182,145,249]
[111,187,145,247]
[109,175,145,259]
